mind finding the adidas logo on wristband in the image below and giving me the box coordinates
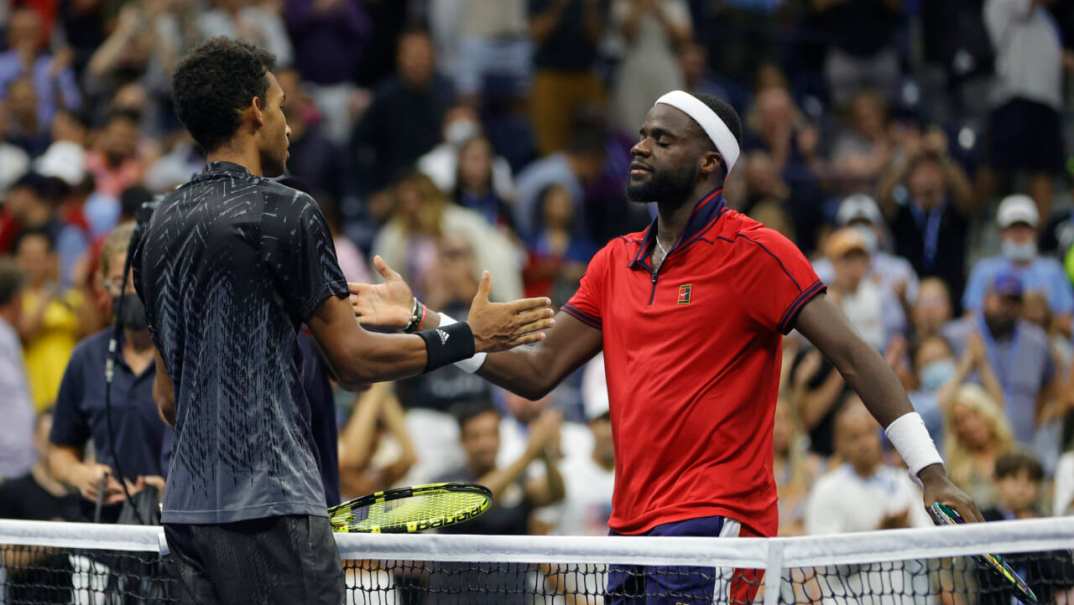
[437,329,450,345]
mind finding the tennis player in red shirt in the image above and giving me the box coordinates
[353,91,980,604]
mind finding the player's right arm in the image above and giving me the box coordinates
[350,256,602,399]
[309,271,554,388]
[477,314,601,400]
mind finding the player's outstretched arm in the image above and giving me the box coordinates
[350,256,601,399]
[794,293,984,523]
[311,269,553,387]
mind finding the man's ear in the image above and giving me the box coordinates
[699,150,723,178]
[249,96,266,129]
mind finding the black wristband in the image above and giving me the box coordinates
[416,322,477,372]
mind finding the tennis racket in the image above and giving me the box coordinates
[328,483,493,534]
[928,502,1039,605]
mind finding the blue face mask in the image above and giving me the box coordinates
[920,359,956,392]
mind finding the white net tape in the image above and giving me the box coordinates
[1,517,1072,604]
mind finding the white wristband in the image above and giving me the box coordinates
[884,412,944,477]
[438,314,487,373]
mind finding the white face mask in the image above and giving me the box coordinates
[853,225,879,255]
[1001,239,1037,262]
[445,120,480,145]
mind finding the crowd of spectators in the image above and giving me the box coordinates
[2,0,1074,561]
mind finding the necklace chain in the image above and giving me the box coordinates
[654,237,671,270]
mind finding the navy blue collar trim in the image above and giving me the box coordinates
[629,188,726,270]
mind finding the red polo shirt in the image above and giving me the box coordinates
[562,190,824,537]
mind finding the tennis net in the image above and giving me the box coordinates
[0,517,1072,604]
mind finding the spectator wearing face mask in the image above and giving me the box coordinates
[418,104,515,202]
[963,194,1074,337]
[814,194,917,334]
[913,332,1005,455]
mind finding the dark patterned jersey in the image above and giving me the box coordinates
[132,161,348,524]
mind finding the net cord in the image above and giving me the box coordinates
[1,516,1072,569]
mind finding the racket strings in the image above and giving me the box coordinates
[332,490,490,533]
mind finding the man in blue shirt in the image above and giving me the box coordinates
[944,271,1061,471]
[48,222,169,523]
[963,194,1074,336]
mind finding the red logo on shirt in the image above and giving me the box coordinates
[677,284,692,305]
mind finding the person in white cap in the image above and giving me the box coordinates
[963,194,1073,336]
[353,89,980,603]
[813,193,917,339]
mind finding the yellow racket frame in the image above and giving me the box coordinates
[328,483,492,534]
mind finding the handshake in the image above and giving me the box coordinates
[347,256,555,354]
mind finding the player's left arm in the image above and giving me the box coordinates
[794,295,984,523]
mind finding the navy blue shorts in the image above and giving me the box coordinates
[606,516,762,605]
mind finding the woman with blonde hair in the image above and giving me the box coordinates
[943,383,1015,510]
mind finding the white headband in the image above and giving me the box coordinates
[654,90,740,174]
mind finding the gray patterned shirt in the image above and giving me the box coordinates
[133,161,347,524]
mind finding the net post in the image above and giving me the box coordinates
[763,539,783,605]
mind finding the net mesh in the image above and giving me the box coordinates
[1,518,1072,604]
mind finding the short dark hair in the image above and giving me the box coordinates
[451,399,499,433]
[0,257,23,306]
[693,94,742,180]
[994,450,1044,482]
[13,227,55,254]
[694,94,743,146]
[120,185,154,220]
[172,37,276,153]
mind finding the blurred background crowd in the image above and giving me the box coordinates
[1,0,1074,546]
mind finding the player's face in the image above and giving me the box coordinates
[256,72,290,177]
[461,411,501,474]
[627,105,711,205]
